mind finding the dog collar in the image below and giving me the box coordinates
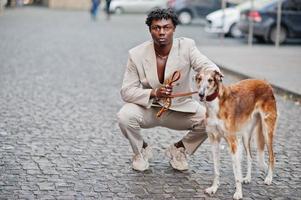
[206,89,219,102]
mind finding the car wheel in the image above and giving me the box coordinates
[229,23,242,38]
[269,25,287,44]
[115,7,124,15]
[178,11,192,25]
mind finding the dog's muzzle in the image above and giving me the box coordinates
[199,92,205,101]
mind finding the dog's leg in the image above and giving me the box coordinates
[242,114,260,184]
[242,132,252,184]
[205,134,220,195]
[228,136,243,200]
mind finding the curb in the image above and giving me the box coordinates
[218,63,301,103]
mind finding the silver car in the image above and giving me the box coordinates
[110,0,168,14]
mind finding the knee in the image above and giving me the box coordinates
[116,104,142,129]
[190,117,207,134]
[117,109,131,126]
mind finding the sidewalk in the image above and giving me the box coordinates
[199,45,301,97]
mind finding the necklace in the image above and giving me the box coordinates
[155,50,168,60]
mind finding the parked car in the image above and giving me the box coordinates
[238,0,301,44]
[168,0,236,25]
[110,0,168,14]
[205,0,272,38]
[206,7,241,37]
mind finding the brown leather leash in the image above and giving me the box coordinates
[168,91,198,98]
[156,71,198,118]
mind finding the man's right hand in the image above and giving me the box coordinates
[151,84,173,99]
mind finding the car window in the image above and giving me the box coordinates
[282,0,301,11]
[236,0,274,11]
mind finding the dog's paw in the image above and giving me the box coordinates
[204,186,218,195]
[243,176,251,184]
[233,191,243,200]
[264,176,272,185]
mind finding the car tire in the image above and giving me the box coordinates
[269,25,287,44]
[115,7,124,15]
[178,11,192,25]
[229,23,242,38]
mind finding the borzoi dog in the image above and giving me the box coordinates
[195,70,277,199]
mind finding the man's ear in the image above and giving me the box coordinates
[214,70,224,82]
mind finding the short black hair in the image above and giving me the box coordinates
[145,8,179,28]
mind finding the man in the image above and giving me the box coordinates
[117,8,220,171]
[105,0,111,20]
[90,0,100,20]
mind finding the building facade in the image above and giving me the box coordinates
[47,0,90,10]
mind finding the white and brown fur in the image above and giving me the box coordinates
[195,70,277,200]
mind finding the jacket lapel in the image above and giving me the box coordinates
[164,39,179,84]
[143,42,160,89]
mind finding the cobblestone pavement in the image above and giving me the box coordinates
[0,7,301,200]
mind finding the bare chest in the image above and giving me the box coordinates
[156,57,167,84]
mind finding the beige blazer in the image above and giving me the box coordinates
[120,37,220,113]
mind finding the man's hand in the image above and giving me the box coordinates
[151,84,173,99]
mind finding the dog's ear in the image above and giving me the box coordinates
[214,70,224,82]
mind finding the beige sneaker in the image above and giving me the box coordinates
[132,153,149,171]
[132,145,153,171]
[166,145,188,171]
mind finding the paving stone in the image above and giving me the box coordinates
[37,182,55,191]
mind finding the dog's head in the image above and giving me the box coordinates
[194,70,224,101]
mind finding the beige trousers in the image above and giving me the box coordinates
[117,103,207,155]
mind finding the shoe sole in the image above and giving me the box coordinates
[132,162,149,172]
[170,160,188,171]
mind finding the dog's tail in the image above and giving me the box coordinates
[257,102,277,165]
[255,114,267,171]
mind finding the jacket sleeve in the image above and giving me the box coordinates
[120,55,153,108]
[189,40,220,73]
